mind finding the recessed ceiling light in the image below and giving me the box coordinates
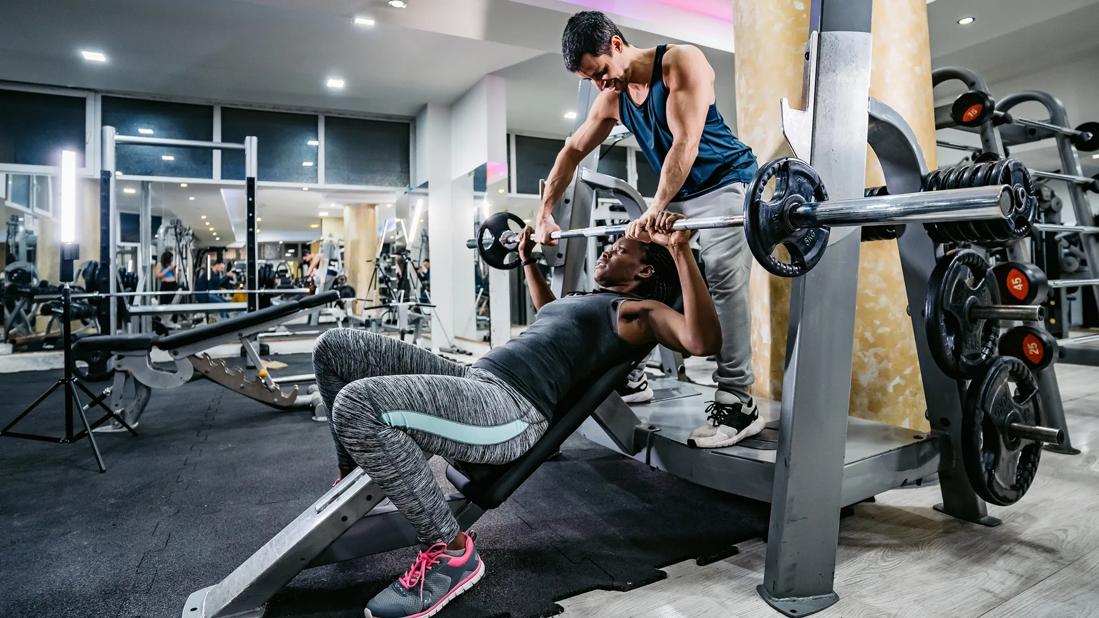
[307,139,319,146]
[1092,153,1099,159]
[161,154,175,161]
[302,187,310,191]
[319,211,329,217]
[497,188,505,193]
[310,223,320,228]
[388,0,408,8]
[957,16,976,25]
[257,217,263,222]
[353,15,376,26]
[209,227,215,232]
[80,49,108,63]
[564,110,578,120]
[123,187,136,194]
[189,196,195,201]
[386,203,393,208]
[302,161,315,167]
[138,127,154,135]
[326,77,346,90]
[180,182,188,188]
[201,215,207,220]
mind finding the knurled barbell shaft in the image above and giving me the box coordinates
[1029,169,1097,187]
[1013,117,1091,140]
[1049,278,1099,289]
[481,215,745,252]
[1034,223,1099,235]
[476,184,1014,253]
[1008,422,1064,445]
[968,304,1045,322]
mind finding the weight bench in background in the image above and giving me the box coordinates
[73,291,340,428]
[181,351,650,618]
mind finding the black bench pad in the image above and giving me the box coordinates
[453,348,652,510]
[70,291,338,354]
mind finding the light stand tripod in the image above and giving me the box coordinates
[0,243,137,472]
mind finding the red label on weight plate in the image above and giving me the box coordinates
[1006,267,1029,301]
[963,104,984,123]
[1023,334,1045,365]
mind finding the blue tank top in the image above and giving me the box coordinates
[619,44,757,201]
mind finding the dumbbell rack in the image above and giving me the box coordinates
[931,68,1080,453]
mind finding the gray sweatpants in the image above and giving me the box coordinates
[313,329,548,545]
[667,182,755,400]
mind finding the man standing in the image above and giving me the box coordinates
[538,11,760,447]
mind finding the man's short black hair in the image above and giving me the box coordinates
[561,11,628,73]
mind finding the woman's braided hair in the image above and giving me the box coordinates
[634,242,682,306]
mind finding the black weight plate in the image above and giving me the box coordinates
[475,212,526,270]
[963,356,1044,506]
[969,161,1011,243]
[925,250,1002,379]
[954,162,993,242]
[71,345,115,382]
[1001,159,1036,236]
[744,158,829,278]
[934,167,976,244]
[972,151,1002,164]
[921,170,950,244]
[1072,121,1099,152]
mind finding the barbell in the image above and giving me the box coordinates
[466,212,745,269]
[470,157,1023,277]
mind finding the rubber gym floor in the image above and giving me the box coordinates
[0,353,770,618]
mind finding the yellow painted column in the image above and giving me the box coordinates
[849,0,936,430]
[731,0,810,400]
[343,204,378,313]
[733,1,935,429]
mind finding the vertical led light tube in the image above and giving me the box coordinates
[60,150,77,243]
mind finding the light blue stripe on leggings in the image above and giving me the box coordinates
[381,410,530,445]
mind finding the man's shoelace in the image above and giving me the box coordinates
[703,401,756,431]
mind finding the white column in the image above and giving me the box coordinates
[419,76,509,350]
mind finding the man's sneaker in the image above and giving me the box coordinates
[687,398,764,449]
[617,368,654,404]
[364,532,485,618]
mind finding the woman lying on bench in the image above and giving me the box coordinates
[313,212,720,618]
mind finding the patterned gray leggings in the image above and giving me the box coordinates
[313,329,548,545]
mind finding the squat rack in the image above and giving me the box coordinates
[99,127,259,333]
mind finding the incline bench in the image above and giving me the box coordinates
[73,291,341,428]
[181,347,653,618]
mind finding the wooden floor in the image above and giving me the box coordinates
[558,362,1099,618]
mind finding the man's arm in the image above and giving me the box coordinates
[637,46,715,231]
[536,90,620,244]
